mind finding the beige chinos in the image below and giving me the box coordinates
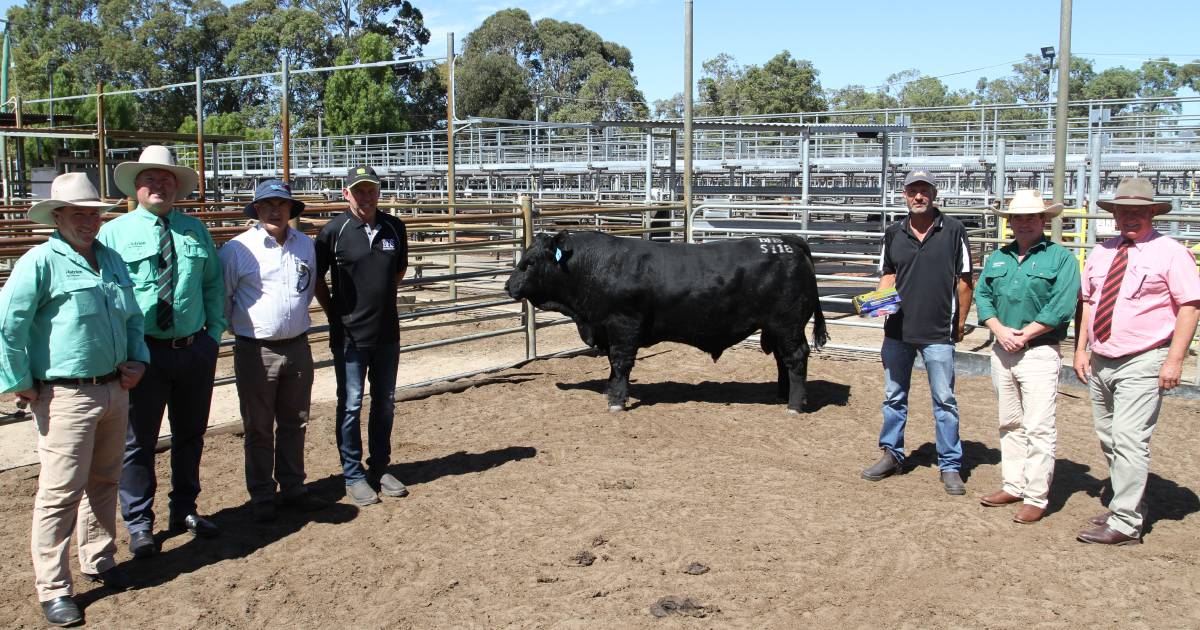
[990,343,1062,508]
[30,381,128,601]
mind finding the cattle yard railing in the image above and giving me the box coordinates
[0,195,1196,427]
[684,201,1200,383]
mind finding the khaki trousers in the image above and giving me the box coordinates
[234,337,314,504]
[30,381,128,601]
[991,343,1061,508]
[1089,346,1168,537]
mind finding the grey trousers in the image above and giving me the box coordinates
[1089,346,1168,537]
[233,336,314,504]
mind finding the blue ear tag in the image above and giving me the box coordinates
[554,247,563,262]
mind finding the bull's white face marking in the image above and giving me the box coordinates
[554,247,563,262]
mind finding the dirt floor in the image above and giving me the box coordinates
[1,341,1199,628]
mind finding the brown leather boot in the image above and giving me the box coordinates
[1088,511,1113,527]
[1013,504,1046,524]
[980,489,1022,507]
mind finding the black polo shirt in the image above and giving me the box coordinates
[880,209,972,345]
[315,210,408,347]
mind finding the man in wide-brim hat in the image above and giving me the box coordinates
[1073,177,1200,545]
[0,172,150,625]
[974,189,1079,525]
[220,179,329,522]
[97,145,227,558]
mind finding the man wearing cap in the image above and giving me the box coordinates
[1073,177,1200,545]
[974,190,1080,524]
[98,145,226,557]
[315,165,409,506]
[0,173,148,625]
[220,180,329,522]
[862,170,974,495]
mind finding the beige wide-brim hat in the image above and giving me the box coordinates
[113,144,198,201]
[995,189,1063,219]
[1096,177,1172,215]
[28,172,118,225]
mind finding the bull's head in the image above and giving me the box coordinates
[504,230,575,307]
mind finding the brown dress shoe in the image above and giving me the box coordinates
[1077,524,1141,545]
[980,490,1022,507]
[1088,511,1114,527]
[1013,504,1045,524]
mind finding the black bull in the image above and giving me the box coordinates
[504,230,828,412]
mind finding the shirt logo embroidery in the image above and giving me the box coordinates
[381,239,396,251]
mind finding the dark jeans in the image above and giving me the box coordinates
[332,339,399,484]
[119,334,219,533]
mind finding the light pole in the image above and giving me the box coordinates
[1041,46,1056,132]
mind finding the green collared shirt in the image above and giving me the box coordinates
[0,234,150,393]
[97,205,226,342]
[975,237,1081,343]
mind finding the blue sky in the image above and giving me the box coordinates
[420,0,1200,105]
[2,0,1197,106]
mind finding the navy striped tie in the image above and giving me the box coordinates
[1092,239,1133,343]
[156,216,175,331]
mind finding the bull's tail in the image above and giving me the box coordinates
[811,300,829,349]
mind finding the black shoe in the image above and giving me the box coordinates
[169,514,220,538]
[129,530,157,559]
[252,502,277,523]
[82,565,132,592]
[862,450,900,481]
[281,492,331,512]
[40,596,82,627]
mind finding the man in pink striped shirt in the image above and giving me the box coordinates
[1073,177,1200,545]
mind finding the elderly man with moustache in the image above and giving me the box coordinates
[0,173,148,626]
[1073,177,1200,545]
[98,146,226,558]
[220,180,330,522]
[974,190,1080,524]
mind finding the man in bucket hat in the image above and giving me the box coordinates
[1073,177,1200,545]
[974,190,1080,524]
[98,145,226,557]
[861,170,974,495]
[315,165,409,506]
[0,172,149,625]
[219,179,329,521]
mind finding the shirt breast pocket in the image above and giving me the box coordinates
[181,241,209,264]
[58,281,102,319]
[1027,268,1059,300]
[119,247,158,285]
[980,263,1011,293]
[1124,265,1164,300]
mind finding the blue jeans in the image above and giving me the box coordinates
[879,337,962,471]
[332,339,400,484]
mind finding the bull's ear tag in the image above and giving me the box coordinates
[554,247,563,262]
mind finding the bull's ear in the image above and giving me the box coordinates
[552,231,573,263]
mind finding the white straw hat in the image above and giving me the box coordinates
[27,172,117,225]
[996,189,1063,218]
[112,145,198,201]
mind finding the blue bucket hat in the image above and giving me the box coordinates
[245,179,305,219]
